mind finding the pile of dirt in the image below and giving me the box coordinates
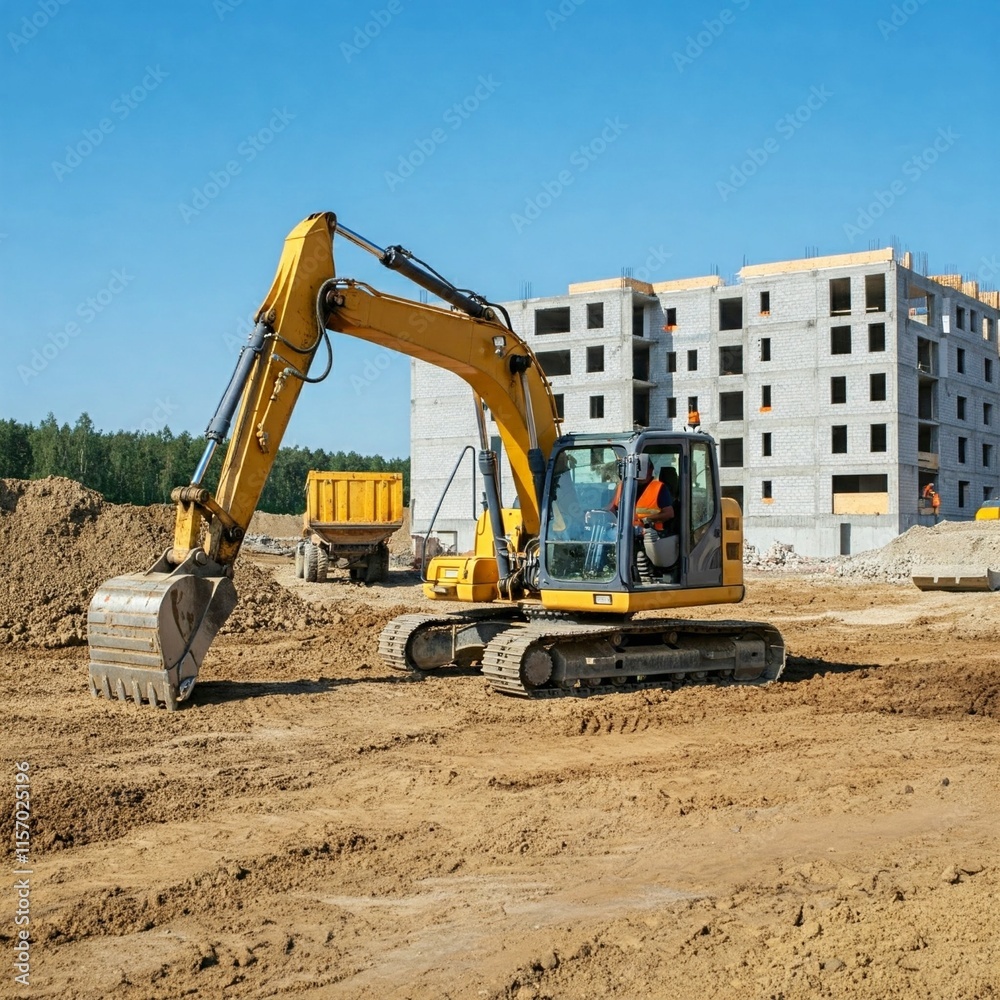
[0,478,174,648]
[0,478,328,647]
[223,559,330,634]
[247,510,302,539]
[389,507,415,567]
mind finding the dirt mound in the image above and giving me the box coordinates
[223,560,330,634]
[0,478,174,647]
[0,478,330,647]
[247,510,302,538]
[388,507,413,557]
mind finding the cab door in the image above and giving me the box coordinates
[685,439,723,587]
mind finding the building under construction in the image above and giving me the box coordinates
[410,247,1000,558]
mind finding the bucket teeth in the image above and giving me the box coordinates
[87,552,237,709]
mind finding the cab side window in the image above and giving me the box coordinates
[689,442,716,546]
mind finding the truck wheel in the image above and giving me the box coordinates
[315,545,329,582]
[365,543,390,584]
[304,543,319,582]
[294,542,305,579]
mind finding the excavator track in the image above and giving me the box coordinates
[378,609,523,673]
[481,618,785,698]
[378,613,456,672]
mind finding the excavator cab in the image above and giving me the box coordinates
[536,431,744,615]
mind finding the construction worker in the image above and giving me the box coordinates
[687,409,701,431]
[609,461,675,583]
[932,488,941,521]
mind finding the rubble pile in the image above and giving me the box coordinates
[745,519,1000,585]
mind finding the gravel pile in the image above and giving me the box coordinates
[746,520,1000,584]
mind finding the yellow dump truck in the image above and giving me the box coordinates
[295,471,405,584]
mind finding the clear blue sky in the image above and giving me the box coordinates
[3,0,997,458]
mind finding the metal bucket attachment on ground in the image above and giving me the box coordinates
[911,564,1000,592]
[88,550,237,709]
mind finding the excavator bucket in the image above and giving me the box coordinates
[87,550,237,710]
[911,564,1000,592]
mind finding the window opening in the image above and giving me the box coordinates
[719,391,744,421]
[535,350,571,376]
[832,425,847,453]
[719,438,743,467]
[535,306,570,335]
[586,345,604,373]
[719,345,743,375]
[831,325,852,354]
[719,298,743,330]
[830,277,851,315]
[865,273,886,312]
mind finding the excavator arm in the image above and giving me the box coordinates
[88,212,561,708]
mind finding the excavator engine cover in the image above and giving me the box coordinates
[87,550,237,709]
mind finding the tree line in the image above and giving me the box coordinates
[0,413,409,513]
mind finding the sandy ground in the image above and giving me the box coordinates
[2,563,999,1000]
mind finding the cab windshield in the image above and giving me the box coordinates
[544,444,624,582]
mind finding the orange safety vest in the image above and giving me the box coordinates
[634,480,671,530]
[609,480,671,529]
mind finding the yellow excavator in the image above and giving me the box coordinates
[88,212,785,708]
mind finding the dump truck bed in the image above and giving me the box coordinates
[304,471,404,547]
